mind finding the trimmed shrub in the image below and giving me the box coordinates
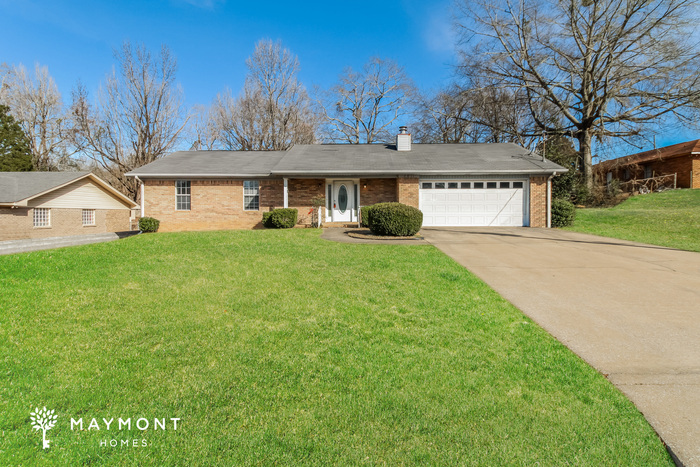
[368,202,423,236]
[262,211,274,228]
[265,208,298,229]
[551,199,576,227]
[360,205,374,228]
[138,217,160,233]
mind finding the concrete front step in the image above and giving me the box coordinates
[0,231,139,255]
[322,222,361,228]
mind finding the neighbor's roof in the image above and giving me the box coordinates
[125,150,287,178]
[0,171,138,208]
[127,143,565,178]
[0,171,90,203]
[596,139,700,169]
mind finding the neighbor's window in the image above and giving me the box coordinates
[33,208,50,227]
[176,180,191,211]
[82,209,95,226]
[244,181,259,211]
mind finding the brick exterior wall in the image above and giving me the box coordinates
[529,176,548,228]
[0,207,131,241]
[359,178,397,206]
[600,154,699,189]
[288,179,325,224]
[396,176,419,209]
[143,179,285,232]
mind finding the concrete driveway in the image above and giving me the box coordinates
[422,227,700,466]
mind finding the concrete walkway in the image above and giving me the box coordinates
[0,231,139,255]
[422,227,700,466]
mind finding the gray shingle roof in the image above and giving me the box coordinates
[126,143,566,178]
[125,150,287,177]
[0,172,91,203]
[275,143,564,175]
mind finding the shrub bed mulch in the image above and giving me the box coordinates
[346,228,424,241]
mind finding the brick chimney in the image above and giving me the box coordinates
[396,126,411,151]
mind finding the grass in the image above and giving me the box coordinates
[565,189,700,252]
[0,230,672,465]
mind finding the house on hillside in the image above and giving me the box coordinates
[0,172,138,242]
[595,139,700,190]
[127,128,566,231]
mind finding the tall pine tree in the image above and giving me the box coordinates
[0,104,33,171]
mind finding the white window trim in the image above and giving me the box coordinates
[175,180,191,211]
[244,180,260,211]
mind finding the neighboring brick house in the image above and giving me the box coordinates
[595,139,700,190]
[0,172,138,242]
[127,129,565,231]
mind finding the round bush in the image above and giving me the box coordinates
[267,208,298,229]
[138,217,160,233]
[360,205,374,228]
[368,202,423,236]
[551,198,576,227]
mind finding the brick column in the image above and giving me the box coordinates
[396,176,419,208]
[692,157,700,189]
[529,176,548,228]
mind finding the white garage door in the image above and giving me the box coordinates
[420,180,527,227]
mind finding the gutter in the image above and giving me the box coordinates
[271,169,567,176]
[126,173,273,178]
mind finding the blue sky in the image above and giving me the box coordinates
[0,0,458,107]
[1,0,696,156]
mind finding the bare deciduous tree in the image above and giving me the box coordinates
[200,39,316,151]
[414,82,556,147]
[0,63,73,170]
[319,57,417,144]
[457,0,700,189]
[72,42,188,200]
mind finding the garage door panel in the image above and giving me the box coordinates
[420,180,526,227]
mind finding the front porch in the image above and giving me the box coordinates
[282,177,418,225]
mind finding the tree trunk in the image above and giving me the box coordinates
[577,130,593,192]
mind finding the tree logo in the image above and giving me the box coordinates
[30,407,57,449]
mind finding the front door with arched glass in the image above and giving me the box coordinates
[332,180,353,222]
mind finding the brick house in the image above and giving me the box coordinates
[127,129,565,231]
[595,139,700,190]
[0,172,138,241]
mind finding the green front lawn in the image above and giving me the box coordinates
[566,189,700,252]
[0,230,671,465]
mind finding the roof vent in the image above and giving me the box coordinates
[396,126,411,151]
